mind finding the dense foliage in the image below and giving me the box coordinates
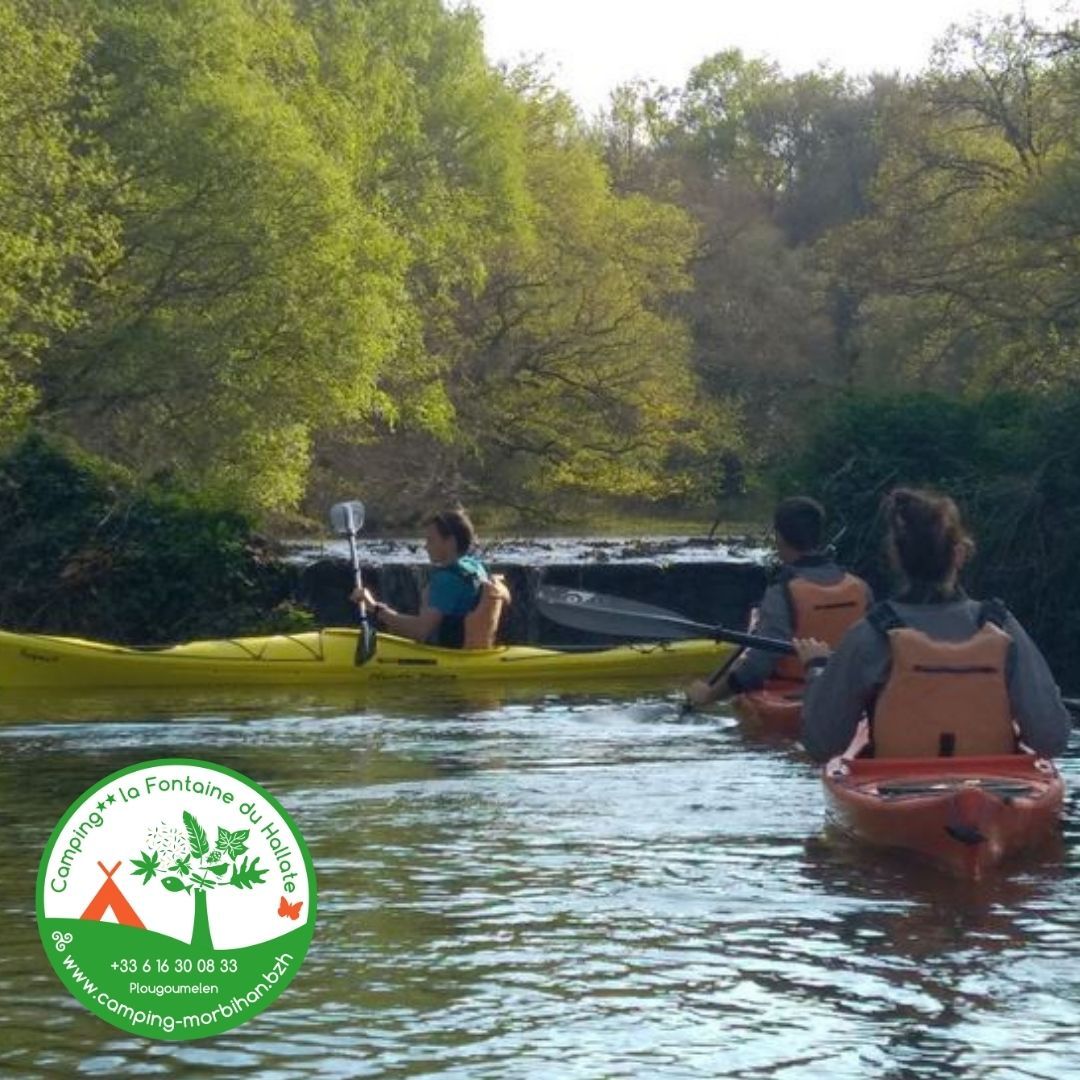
[0,0,740,519]
[780,392,1080,681]
[594,14,1080,455]
[0,434,304,643]
[6,3,1080,522]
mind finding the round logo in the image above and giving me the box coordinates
[36,758,316,1040]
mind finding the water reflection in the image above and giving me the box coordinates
[0,687,1076,1078]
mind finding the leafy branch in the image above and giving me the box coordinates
[184,810,210,859]
[131,850,160,884]
[229,855,268,890]
[131,810,267,899]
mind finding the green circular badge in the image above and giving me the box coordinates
[36,758,316,1040]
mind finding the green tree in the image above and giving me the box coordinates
[438,86,743,512]
[0,1,118,441]
[592,53,892,464]
[33,0,413,509]
[824,16,1080,392]
[132,811,267,950]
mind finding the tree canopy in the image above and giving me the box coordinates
[5,3,1080,523]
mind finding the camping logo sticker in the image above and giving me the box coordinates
[36,759,316,1040]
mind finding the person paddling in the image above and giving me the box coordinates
[687,496,872,707]
[794,488,1070,762]
[352,508,509,649]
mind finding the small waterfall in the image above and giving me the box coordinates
[296,554,767,644]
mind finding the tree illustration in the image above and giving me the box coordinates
[130,811,267,949]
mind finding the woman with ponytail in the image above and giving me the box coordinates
[794,488,1070,763]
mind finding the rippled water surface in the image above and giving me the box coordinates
[1,684,1079,1079]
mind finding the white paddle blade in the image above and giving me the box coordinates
[330,500,366,535]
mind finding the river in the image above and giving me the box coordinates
[2,684,1078,1078]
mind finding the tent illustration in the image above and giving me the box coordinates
[80,861,146,928]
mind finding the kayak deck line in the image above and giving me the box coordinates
[0,628,734,689]
[129,634,329,661]
[873,780,1040,800]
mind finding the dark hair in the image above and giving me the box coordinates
[884,487,972,584]
[427,508,476,555]
[773,496,825,552]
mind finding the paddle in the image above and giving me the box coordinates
[536,585,796,655]
[330,500,375,665]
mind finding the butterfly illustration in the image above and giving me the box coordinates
[278,896,303,920]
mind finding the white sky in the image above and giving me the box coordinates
[469,0,1077,115]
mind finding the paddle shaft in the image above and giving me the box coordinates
[711,626,795,655]
[331,500,375,665]
[679,645,747,715]
[706,646,745,687]
[346,526,376,661]
[346,531,365,609]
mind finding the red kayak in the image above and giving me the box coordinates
[823,753,1065,879]
[733,680,803,736]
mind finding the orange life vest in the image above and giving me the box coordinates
[773,573,869,681]
[463,574,511,649]
[870,602,1017,758]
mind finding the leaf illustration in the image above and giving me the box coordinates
[168,856,191,876]
[206,861,229,876]
[184,811,210,859]
[215,826,249,859]
[161,876,190,893]
[229,855,268,890]
[131,850,160,884]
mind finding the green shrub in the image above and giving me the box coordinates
[0,433,309,644]
[778,392,1080,684]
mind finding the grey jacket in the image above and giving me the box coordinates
[801,597,1072,763]
[728,555,873,694]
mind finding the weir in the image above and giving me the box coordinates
[292,537,770,645]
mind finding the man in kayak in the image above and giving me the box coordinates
[352,509,509,648]
[793,488,1071,762]
[686,496,872,707]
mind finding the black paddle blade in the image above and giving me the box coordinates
[536,585,797,655]
[536,586,712,641]
[355,620,376,666]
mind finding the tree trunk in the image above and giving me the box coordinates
[189,888,214,951]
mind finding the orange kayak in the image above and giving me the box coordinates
[733,679,803,736]
[823,753,1064,879]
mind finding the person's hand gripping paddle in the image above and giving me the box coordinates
[330,500,376,664]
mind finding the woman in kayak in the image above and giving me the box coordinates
[353,508,509,648]
[687,496,872,707]
[794,488,1070,762]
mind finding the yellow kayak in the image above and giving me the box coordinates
[0,628,732,690]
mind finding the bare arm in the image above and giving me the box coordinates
[377,605,443,643]
[352,586,444,644]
